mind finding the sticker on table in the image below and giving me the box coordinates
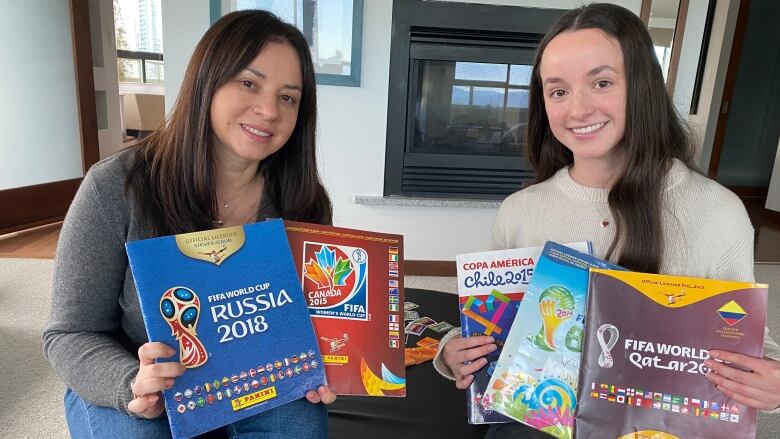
[427,321,455,333]
[412,317,436,326]
[405,322,426,336]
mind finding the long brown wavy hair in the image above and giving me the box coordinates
[527,3,696,273]
[126,10,332,236]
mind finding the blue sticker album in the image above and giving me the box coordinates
[126,219,325,439]
[485,242,623,438]
[455,242,591,424]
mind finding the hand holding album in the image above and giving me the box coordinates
[128,342,186,419]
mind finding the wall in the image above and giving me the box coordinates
[319,0,646,260]
[160,0,210,114]
[0,1,83,190]
[767,139,780,213]
[671,0,711,116]
[688,0,741,168]
[442,0,641,9]
[163,0,728,261]
[90,0,124,158]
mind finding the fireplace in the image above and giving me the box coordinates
[383,0,563,199]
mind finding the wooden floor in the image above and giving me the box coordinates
[0,222,62,259]
[745,198,780,263]
[2,202,780,263]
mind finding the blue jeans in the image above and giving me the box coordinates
[64,388,327,439]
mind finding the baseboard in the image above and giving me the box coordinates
[0,217,65,237]
[762,207,780,225]
[730,186,768,198]
[405,260,456,277]
[0,178,81,235]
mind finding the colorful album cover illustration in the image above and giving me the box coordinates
[576,269,768,439]
[126,219,325,439]
[285,221,406,397]
[485,241,623,438]
[456,241,591,424]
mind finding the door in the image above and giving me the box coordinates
[709,0,780,195]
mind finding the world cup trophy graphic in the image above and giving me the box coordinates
[160,286,208,368]
[531,285,575,352]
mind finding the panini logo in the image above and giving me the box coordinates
[323,355,349,364]
[718,300,747,326]
[231,387,277,411]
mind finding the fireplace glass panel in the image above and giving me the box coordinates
[409,60,533,157]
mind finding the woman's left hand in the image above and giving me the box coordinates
[305,385,337,404]
[705,350,780,411]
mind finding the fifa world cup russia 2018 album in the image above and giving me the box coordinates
[126,219,325,439]
[285,221,406,397]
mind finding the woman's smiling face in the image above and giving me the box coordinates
[209,41,303,166]
[540,28,627,168]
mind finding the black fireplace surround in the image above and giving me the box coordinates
[383,0,563,199]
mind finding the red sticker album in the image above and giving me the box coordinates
[285,221,406,397]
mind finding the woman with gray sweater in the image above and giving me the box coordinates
[44,10,334,439]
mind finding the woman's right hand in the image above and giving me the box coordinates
[128,342,186,418]
[442,335,497,389]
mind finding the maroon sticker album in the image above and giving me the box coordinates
[285,221,406,396]
[576,269,768,439]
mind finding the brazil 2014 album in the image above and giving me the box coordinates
[285,221,406,397]
[126,219,325,439]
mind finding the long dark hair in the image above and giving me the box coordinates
[126,10,332,236]
[527,3,696,273]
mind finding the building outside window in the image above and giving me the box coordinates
[115,0,164,84]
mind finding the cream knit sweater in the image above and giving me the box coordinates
[433,159,780,386]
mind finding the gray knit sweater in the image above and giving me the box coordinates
[42,149,279,415]
[433,160,780,383]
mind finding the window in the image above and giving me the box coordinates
[114,0,164,84]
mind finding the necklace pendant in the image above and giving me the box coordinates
[223,200,229,209]
[601,219,610,228]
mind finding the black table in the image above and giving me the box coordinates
[327,288,490,438]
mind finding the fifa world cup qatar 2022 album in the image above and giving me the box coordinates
[576,269,767,439]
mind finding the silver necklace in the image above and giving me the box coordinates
[218,174,260,209]
[212,204,259,229]
[213,180,262,229]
